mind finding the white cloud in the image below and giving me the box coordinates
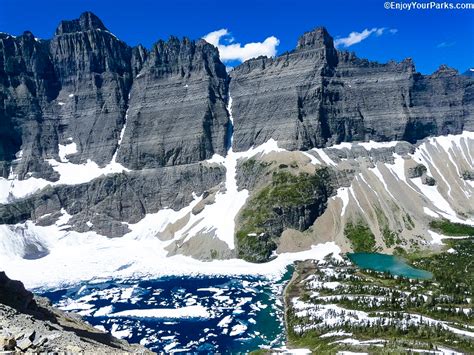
[436,41,455,48]
[334,27,397,48]
[375,28,385,36]
[203,29,280,63]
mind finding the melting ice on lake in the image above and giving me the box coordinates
[40,271,293,353]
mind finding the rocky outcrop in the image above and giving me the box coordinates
[0,272,151,353]
[407,163,427,178]
[229,28,474,152]
[462,170,474,180]
[236,167,337,262]
[406,162,436,185]
[0,271,34,311]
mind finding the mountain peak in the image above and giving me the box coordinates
[55,11,107,36]
[432,64,458,77]
[462,67,474,77]
[296,27,335,50]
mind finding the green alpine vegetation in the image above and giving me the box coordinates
[429,219,474,236]
[241,158,271,175]
[285,238,474,354]
[407,237,474,297]
[374,208,403,248]
[344,222,376,252]
[382,226,401,248]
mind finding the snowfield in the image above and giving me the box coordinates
[0,210,341,289]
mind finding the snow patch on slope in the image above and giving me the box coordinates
[58,139,77,162]
[0,149,130,204]
[0,213,341,289]
[333,187,349,217]
[111,102,129,164]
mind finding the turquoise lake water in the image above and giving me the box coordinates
[347,253,433,279]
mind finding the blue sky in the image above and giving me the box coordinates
[1,0,473,74]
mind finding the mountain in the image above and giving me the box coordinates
[464,68,474,77]
[230,28,473,151]
[0,13,473,280]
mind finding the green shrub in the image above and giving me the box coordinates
[382,226,399,248]
[429,219,474,236]
[345,222,376,252]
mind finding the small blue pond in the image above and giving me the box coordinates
[347,253,433,279]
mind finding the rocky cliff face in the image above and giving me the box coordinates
[116,37,229,169]
[229,27,474,152]
[0,30,59,180]
[0,12,135,180]
[0,12,230,244]
[0,12,229,180]
[50,12,133,167]
[0,163,225,239]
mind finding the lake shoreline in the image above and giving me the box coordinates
[282,261,300,353]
